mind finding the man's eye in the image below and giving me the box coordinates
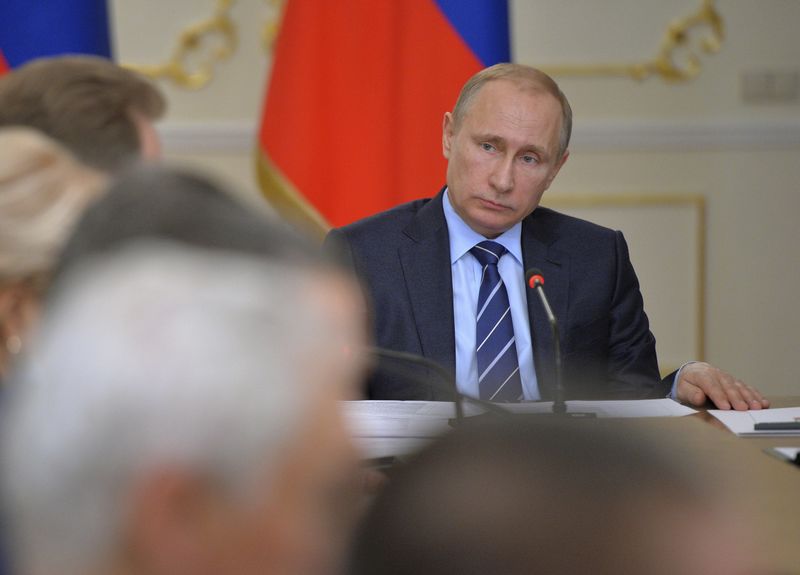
[521,155,537,164]
[481,142,495,152]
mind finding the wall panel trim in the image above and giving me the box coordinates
[159,118,800,153]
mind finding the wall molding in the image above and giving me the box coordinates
[159,118,800,154]
[159,121,256,153]
[571,118,800,152]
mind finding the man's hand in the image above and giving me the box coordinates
[675,362,769,410]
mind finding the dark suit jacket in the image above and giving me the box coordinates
[326,190,669,400]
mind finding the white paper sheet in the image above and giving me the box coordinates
[342,400,466,420]
[345,415,452,439]
[773,447,800,459]
[709,406,800,437]
[344,398,696,439]
[345,399,697,460]
[566,399,698,418]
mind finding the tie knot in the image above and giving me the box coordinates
[470,241,506,266]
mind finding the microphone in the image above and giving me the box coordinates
[526,268,566,414]
[368,347,511,424]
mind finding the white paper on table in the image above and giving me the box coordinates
[342,400,466,420]
[565,399,697,418]
[772,447,800,459]
[481,398,695,417]
[346,399,698,461]
[345,415,451,438]
[709,406,800,437]
[344,398,696,440]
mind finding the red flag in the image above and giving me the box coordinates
[257,0,509,236]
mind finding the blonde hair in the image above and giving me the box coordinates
[0,128,107,284]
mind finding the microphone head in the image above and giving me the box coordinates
[526,268,545,289]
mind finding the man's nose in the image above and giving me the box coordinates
[489,156,514,193]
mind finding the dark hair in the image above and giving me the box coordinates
[351,417,715,575]
[53,165,331,286]
[0,56,165,172]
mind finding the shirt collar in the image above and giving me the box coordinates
[442,188,523,265]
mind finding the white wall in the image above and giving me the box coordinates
[112,0,800,395]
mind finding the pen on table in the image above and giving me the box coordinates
[753,422,800,431]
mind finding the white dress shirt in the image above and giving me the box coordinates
[442,189,541,400]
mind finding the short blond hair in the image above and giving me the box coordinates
[452,63,573,159]
[0,128,107,283]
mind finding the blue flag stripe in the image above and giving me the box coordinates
[433,0,511,66]
[0,0,112,67]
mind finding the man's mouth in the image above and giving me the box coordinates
[478,198,511,211]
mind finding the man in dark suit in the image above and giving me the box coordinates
[327,63,768,410]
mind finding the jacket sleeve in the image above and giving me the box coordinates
[606,231,669,398]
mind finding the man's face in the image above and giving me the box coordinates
[442,79,569,238]
[204,275,366,575]
[224,387,362,575]
[128,273,367,575]
[153,387,358,575]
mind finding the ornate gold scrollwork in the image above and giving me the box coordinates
[540,0,724,82]
[261,0,286,51]
[126,0,723,89]
[124,0,238,90]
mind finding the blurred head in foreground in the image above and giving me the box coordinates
[54,164,311,285]
[0,127,106,380]
[351,418,756,575]
[1,242,368,575]
[0,55,165,172]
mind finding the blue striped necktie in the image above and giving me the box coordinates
[470,241,523,402]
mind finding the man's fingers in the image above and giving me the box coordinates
[688,374,764,411]
[709,372,748,410]
[676,363,770,411]
[676,379,711,407]
[723,379,761,411]
[691,387,707,406]
[702,381,733,410]
[684,368,733,409]
[729,380,768,410]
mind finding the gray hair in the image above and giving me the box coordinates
[451,63,573,159]
[0,128,106,283]
[1,242,363,575]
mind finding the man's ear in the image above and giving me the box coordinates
[442,112,455,160]
[0,288,19,320]
[545,150,569,190]
[130,110,162,161]
[0,283,38,352]
[124,469,225,575]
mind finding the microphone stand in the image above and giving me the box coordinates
[369,347,511,425]
[531,286,566,414]
[526,269,595,418]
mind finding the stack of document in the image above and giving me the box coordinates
[765,447,800,465]
[342,401,455,460]
[709,406,800,437]
[344,399,697,460]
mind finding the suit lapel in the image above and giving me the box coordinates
[399,191,456,374]
[522,209,570,400]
